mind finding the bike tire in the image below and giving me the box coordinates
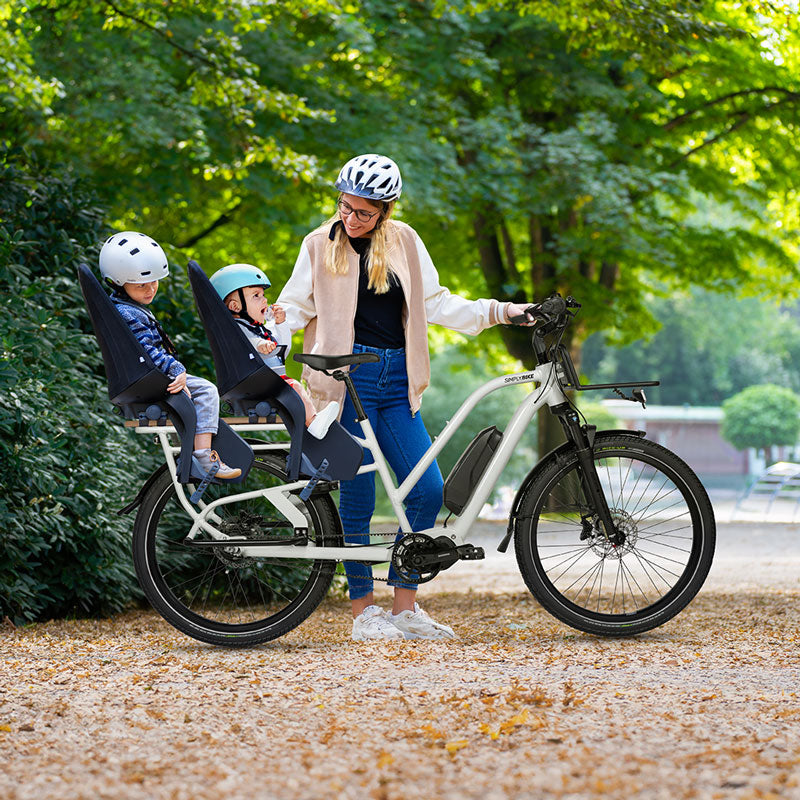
[514,433,715,636]
[132,452,341,646]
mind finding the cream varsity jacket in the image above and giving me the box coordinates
[276,220,510,414]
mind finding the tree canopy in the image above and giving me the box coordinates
[3,0,800,619]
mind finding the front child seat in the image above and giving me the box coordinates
[77,264,253,484]
[186,260,363,483]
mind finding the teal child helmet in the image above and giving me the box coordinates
[210,263,271,302]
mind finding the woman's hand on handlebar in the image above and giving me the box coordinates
[506,302,540,326]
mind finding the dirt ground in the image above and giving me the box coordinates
[2,520,800,800]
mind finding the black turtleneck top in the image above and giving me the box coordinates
[349,235,406,349]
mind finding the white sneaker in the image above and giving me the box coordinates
[306,401,340,440]
[192,449,242,480]
[352,605,405,641]
[389,603,456,640]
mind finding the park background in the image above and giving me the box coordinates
[2,0,800,625]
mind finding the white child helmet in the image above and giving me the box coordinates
[334,154,402,201]
[99,231,169,286]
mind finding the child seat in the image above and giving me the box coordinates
[77,264,253,484]
[186,260,363,482]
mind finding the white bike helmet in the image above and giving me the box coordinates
[334,154,402,201]
[99,231,169,286]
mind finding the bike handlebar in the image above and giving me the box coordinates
[507,293,581,330]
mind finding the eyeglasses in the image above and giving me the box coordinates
[337,198,380,224]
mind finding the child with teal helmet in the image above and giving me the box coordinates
[210,263,339,439]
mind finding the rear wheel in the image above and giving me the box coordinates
[132,453,341,646]
[514,434,715,636]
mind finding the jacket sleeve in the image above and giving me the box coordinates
[276,241,316,335]
[416,232,510,335]
[116,304,186,377]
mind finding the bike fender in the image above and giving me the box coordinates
[499,428,646,552]
[117,463,170,516]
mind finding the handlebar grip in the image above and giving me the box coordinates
[507,304,541,325]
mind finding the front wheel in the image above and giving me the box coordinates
[514,433,715,636]
[132,453,342,646]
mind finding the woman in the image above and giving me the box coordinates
[278,154,532,641]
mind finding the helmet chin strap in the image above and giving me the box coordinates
[236,287,258,325]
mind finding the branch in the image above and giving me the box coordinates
[176,200,243,249]
[102,1,216,68]
[663,86,800,131]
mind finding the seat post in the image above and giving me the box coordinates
[333,369,367,421]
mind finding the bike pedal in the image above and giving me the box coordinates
[456,545,485,561]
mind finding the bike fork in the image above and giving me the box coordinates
[551,403,620,544]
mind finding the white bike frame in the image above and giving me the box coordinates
[132,361,568,562]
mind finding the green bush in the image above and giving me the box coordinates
[0,149,153,623]
[721,383,800,464]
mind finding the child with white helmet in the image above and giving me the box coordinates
[210,263,339,440]
[99,231,241,480]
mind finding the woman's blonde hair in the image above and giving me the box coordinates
[324,196,397,294]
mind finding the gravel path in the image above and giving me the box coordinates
[2,519,800,800]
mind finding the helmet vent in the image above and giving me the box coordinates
[129,248,140,255]
[118,239,128,246]
[140,270,151,276]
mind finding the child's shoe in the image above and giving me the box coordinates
[306,401,340,440]
[193,448,242,480]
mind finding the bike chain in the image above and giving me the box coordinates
[342,534,402,584]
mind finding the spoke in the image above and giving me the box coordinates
[628,469,660,517]
[633,496,689,526]
[558,556,607,595]
[634,536,693,555]
[572,559,605,606]
[538,544,593,559]
[548,547,595,581]
[633,547,688,570]
[628,474,670,517]
[636,514,692,534]
[611,558,622,614]
[619,559,650,609]
[596,556,606,613]
[631,549,672,594]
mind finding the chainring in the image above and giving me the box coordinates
[391,533,442,584]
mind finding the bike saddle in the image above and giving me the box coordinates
[293,352,380,372]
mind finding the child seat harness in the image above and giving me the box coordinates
[111,294,179,356]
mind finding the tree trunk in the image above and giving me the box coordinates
[472,209,534,366]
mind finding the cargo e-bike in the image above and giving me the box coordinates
[80,264,715,646]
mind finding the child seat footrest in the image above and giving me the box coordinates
[299,457,331,501]
[189,458,222,504]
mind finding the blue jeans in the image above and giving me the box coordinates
[338,344,444,600]
[185,373,220,436]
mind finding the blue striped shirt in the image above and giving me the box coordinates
[112,298,186,378]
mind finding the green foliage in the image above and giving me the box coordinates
[582,288,800,406]
[721,384,800,460]
[577,401,621,432]
[0,148,148,623]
